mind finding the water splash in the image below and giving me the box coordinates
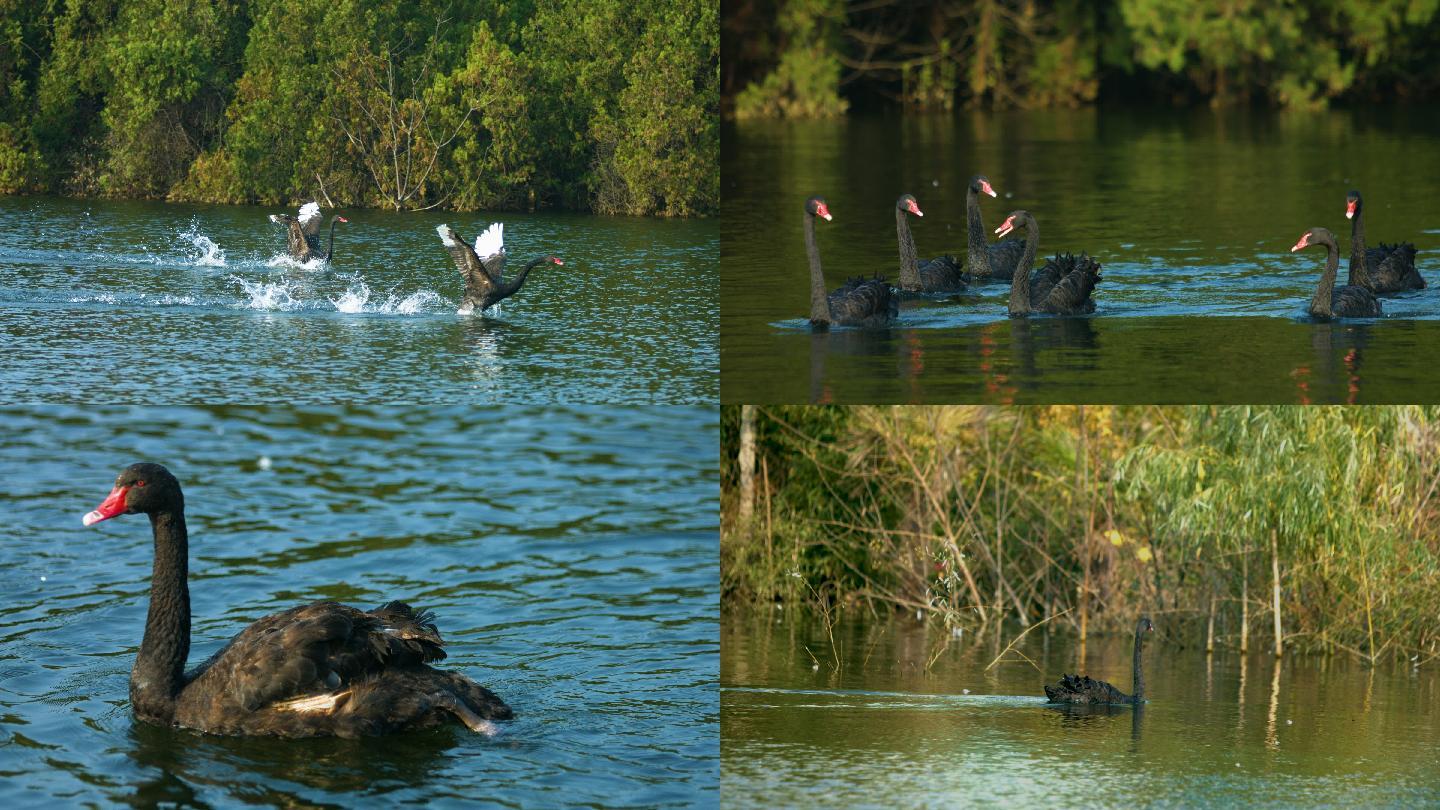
[329,278,444,314]
[180,220,225,266]
[231,276,303,310]
[266,254,326,271]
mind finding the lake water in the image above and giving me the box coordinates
[721,107,1440,403]
[0,197,717,403]
[0,405,718,808]
[722,611,1440,807]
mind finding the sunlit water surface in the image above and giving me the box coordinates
[722,611,1440,807]
[721,107,1440,403]
[0,406,718,808]
[0,197,717,403]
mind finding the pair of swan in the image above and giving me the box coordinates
[83,463,512,738]
[805,175,1102,327]
[1290,190,1424,319]
[268,202,563,315]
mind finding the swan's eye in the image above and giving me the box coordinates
[134,480,147,488]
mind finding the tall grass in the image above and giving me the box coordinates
[721,406,1440,665]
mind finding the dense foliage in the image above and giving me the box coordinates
[722,406,1440,663]
[0,0,717,216]
[723,0,1440,116]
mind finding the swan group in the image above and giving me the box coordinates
[799,181,1421,328]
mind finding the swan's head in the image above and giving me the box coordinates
[335,216,349,224]
[1345,190,1362,220]
[1136,616,1155,639]
[994,210,1032,239]
[896,194,923,217]
[545,256,564,266]
[1291,227,1335,253]
[969,175,997,198]
[806,196,832,222]
[83,463,182,526]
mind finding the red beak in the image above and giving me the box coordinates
[83,485,131,526]
[336,216,349,223]
[995,216,1015,238]
[981,180,997,198]
[551,257,565,266]
[1290,234,1310,252]
[815,202,832,221]
[1345,200,1356,220]
[908,200,923,217]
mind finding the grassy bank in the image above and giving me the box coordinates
[721,406,1440,665]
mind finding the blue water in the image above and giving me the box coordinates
[0,405,718,808]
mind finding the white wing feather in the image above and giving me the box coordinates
[473,222,504,260]
[436,224,458,247]
[298,201,322,226]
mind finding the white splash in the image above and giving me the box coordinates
[231,276,303,310]
[266,254,326,271]
[180,222,226,266]
[329,277,443,314]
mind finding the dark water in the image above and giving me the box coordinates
[722,611,1440,807]
[0,406,718,808]
[0,197,717,403]
[721,107,1440,403]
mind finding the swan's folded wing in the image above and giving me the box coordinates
[298,202,323,236]
[474,222,506,281]
[437,225,498,295]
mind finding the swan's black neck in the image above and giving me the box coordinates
[896,208,921,290]
[1347,201,1369,288]
[1008,219,1039,316]
[1309,239,1339,319]
[805,212,831,325]
[966,187,991,277]
[1131,625,1146,702]
[132,506,190,724]
[323,217,340,262]
[500,257,548,298]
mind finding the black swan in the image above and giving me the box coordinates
[268,202,347,262]
[1292,227,1382,319]
[803,196,896,328]
[994,210,1101,316]
[965,175,1027,282]
[894,193,965,293]
[83,462,513,738]
[436,223,563,315]
[1045,616,1154,704]
[1345,190,1422,293]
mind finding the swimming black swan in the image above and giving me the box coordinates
[803,196,897,328]
[1045,616,1154,704]
[965,175,1027,282]
[83,462,513,738]
[1345,190,1422,293]
[1292,227,1382,319]
[994,210,1101,316]
[268,202,347,262]
[894,193,965,293]
[436,223,563,315]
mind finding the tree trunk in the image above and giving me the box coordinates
[1206,594,1216,654]
[738,405,756,529]
[1077,407,1090,641]
[1240,547,1250,654]
[1271,528,1283,658]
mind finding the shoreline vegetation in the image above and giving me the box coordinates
[0,0,717,217]
[721,406,1440,666]
[723,0,1440,118]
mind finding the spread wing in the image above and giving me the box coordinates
[437,224,498,296]
[298,202,323,237]
[473,222,506,282]
[268,213,310,257]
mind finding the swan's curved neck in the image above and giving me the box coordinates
[1348,203,1369,288]
[324,218,340,262]
[1008,220,1039,316]
[1131,627,1146,702]
[502,257,547,297]
[1309,241,1339,319]
[806,213,831,325]
[896,208,921,290]
[966,188,991,277]
[132,506,190,723]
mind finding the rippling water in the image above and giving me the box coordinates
[0,406,718,808]
[721,107,1440,403]
[722,611,1440,807]
[0,197,717,403]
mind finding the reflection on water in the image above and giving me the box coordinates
[0,406,718,808]
[722,611,1440,806]
[722,107,1440,403]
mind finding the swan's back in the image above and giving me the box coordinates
[1044,673,1131,705]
